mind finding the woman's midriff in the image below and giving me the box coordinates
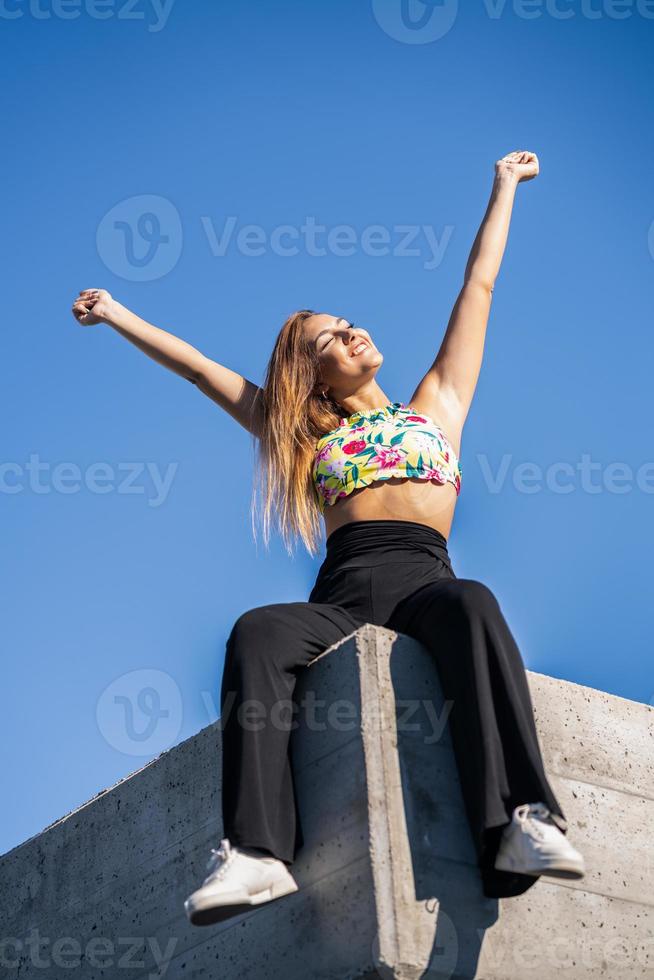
[322,476,458,541]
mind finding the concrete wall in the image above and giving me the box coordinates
[1,623,652,979]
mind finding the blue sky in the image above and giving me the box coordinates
[2,0,653,857]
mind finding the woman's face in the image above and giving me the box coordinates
[305,313,383,397]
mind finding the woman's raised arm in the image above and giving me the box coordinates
[409,150,539,431]
[71,289,264,439]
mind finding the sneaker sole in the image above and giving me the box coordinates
[495,853,586,880]
[538,860,586,880]
[185,876,299,927]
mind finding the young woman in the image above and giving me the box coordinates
[72,150,585,925]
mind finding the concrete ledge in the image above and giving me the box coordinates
[1,624,652,979]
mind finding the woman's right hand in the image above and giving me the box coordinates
[495,150,539,184]
[71,288,114,326]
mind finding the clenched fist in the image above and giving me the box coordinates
[495,150,539,183]
[71,288,113,326]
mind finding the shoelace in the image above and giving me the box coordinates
[204,838,235,882]
[516,802,552,842]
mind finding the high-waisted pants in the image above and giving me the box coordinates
[219,519,569,899]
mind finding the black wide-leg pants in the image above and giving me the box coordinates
[219,519,568,899]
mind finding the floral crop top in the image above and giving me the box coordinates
[312,401,462,512]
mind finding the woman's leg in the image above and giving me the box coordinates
[219,599,364,867]
[385,576,568,899]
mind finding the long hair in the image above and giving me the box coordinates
[250,309,344,557]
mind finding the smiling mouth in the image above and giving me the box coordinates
[350,341,369,357]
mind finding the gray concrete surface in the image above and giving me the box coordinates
[1,623,652,979]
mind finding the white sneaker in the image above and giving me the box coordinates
[494,802,586,880]
[184,838,299,926]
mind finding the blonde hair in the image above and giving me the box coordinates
[250,309,344,557]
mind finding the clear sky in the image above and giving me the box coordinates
[2,0,653,858]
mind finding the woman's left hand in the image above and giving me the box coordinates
[495,150,539,183]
